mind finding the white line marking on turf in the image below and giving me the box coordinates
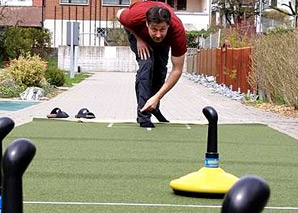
[24,201,220,208]
[185,124,191,129]
[107,123,113,128]
[23,201,298,210]
[266,206,298,210]
[147,128,152,131]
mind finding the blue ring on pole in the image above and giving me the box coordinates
[205,157,219,168]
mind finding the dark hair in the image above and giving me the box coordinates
[146,6,171,25]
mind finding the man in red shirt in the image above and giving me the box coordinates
[117,1,187,128]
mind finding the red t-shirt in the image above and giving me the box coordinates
[119,1,187,57]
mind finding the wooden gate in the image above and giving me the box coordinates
[196,47,252,93]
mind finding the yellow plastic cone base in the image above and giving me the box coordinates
[170,167,238,194]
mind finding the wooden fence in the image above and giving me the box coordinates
[195,47,253,93]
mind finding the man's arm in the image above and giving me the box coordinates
[116,8,151,60]
[141,54,185,112]
[116,8,125,21]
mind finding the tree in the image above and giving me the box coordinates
[0,2,9,21]
[213,0,265,26]
[3,27,52,60]
[0,4,9,61]
[269,0,298,27]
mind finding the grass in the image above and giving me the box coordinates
[2,119,298,212]
[48,57,92,87]
[0,57,91,98]
[63,72,92,87]
[47,57,58,68]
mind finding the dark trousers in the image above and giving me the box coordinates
[127,33,169,123]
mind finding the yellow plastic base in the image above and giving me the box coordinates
[170,167,239,194]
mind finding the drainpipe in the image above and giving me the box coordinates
[209,0,212,28]
[259,0,262,33]
[295,0,297,27]
[41,0,45,28]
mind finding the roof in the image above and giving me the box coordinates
[0,6,42,27]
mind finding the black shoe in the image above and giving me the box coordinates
[152,110,169,123]
[140,121,155,128]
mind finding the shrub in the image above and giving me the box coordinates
[0,27,8,61]
[44,57,65,87]
[39,78,55,96]
[186,29,215,48]
[0,78,25,98]
[5,55,47,88]
[29,28,52,59]
[45,66,65,87]
[187,31,200,48]
[3,27,31,59]
[106,28,129,46]
[220,28,253,48]
[3,26,52,60]
[262,9,291,25]
[249,30,298,109]
[266,26,294,35]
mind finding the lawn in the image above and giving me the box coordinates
[3,119,298,212]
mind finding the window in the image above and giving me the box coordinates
[270,0,277,7]
[97,28,107,37]
[102,0,130,6]
[151,0,186,11]
[176,0,186,10]
[60,0,88,5]
[0,0,32,6]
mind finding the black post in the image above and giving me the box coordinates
[202,106,219,167]
[0,117,15,192]
[2,138,36,213]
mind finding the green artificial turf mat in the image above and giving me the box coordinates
[2,118,298,212]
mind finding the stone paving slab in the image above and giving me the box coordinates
[0,72,297,141]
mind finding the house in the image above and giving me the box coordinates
[0,0,212,47]
[210,0,296,33]
[0,0,43,28]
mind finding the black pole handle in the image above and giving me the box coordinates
[0,117,14,142]
[0,117,15,191]
[2,138,36,213]
[202,106,219,167]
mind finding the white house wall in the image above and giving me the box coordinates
[187,0,206,12]
[177,12,210,30]
[58,46,190,72]
[45,19,120,47]
[58,46,138,72]
[277,0,295,10]
[45,14,210,48]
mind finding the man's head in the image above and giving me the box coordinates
[146,6,171,43]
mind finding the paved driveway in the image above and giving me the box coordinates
[1,72,297,140]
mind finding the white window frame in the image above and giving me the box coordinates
[102,0,130,7]
[0,0,32,6]
[60,0,89,6]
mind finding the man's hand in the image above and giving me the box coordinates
[137,38,152,60]
[140,54,185,112]
[140,95,160,112]
[116,8,151,60]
